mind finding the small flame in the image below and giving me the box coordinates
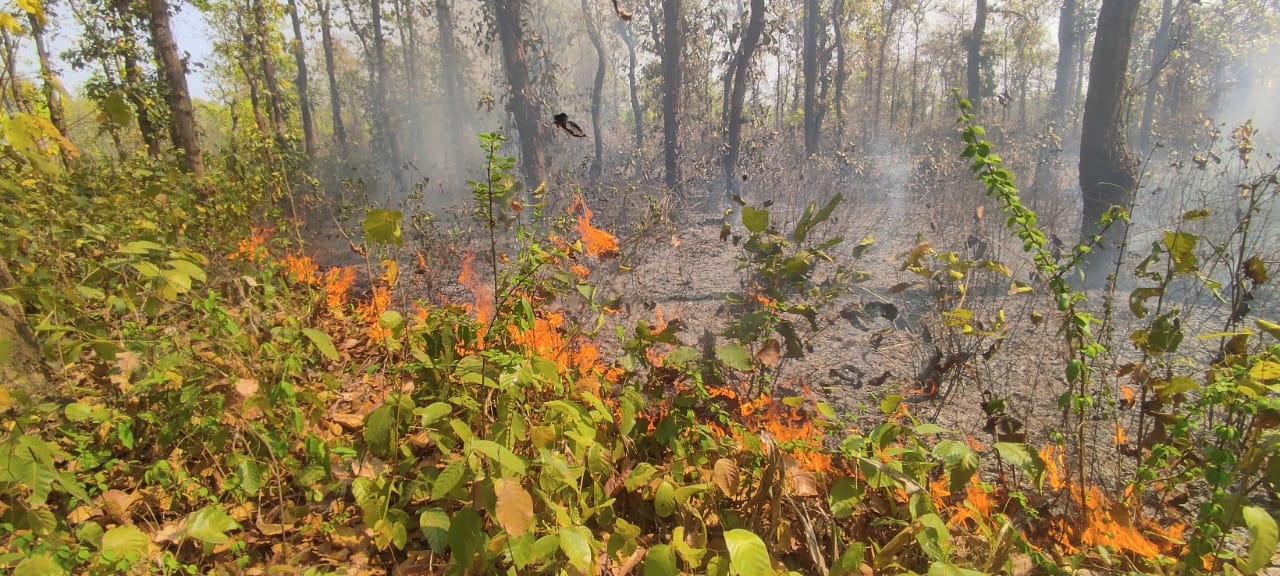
[571,196,619,258]
[459,252,494,324]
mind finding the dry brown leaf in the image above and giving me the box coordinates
[153,520,185,544]
[101,489,138,523]
[494,477,535,536]
[712,458,740,497]
[887,281,914,294]
[234,378,259,398]
[331,413,365,430]
[782,456,819,497]
[754,339,781,366]
[110,351,139,392]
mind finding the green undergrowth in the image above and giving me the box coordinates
[1,124,1278,576]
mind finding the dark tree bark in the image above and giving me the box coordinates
[370,0,405,183]
[252,0,287,142]
[582,0,606,182]
[111,0,162,156]
[28,14,67,140]
[435,0,469,153]
[236,11,270,134]
[966,0,987,111]
[615,19,643,151]
[1078,0,1140,285]
[317,0,348,154]
[832,0,846,143]
[1053,0,1077,117]
[393,0,422,162]
[802,0,819,155]
[286,0,317,156]
[1137,0,1173,150]
[146,0,205,179]
[494,0,548,188]
[722,0,765,198]
[660,0,684,193]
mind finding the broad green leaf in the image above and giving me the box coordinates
[471,439,527,475]
[415,402,452,425]
[558,526,594,572]
[101,524,148,564]
[15,554,64,576]
[432,457,466,500]
[418,508,450,553]
[65,402,93,422]
[1257,319,1280,340]
[494,478,535,536]
[363,208,403,246]
[1239,506,1278,574]
[715,343,754,371]
[625,462,658,492]
[363,404,398,458]
[117,240,163,254]
[643,544,679,576]
[1162,231,1199,274]
[654,480,677,518]
[447,508,482,570]
[932,440,979,492]
[741,207,769,233]
[993,442,1045,484]
[724,529,773,576]
[300,328,339,361]
[829,477,862,519]
[185,505,240,545]
[100,92,134,128]
[926,561,986,576]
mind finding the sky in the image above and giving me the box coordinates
[22,4,216,100]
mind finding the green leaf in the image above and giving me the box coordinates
[993,442,1045,483]
[654,480,677,518]
[364,404,399,458]
[829,477,862,519]
[300,328,339,361]
[626,463,658,492]
[100,524,148,564]
[184,505,240,545]
[65,402,93,422]
[418,508,450,553]
[117,240,163,254]
[724,529,773,576]
[100,92,134,128]
[363,208,403,246]
[432,457,467,500]
[715,344,754,371]
[470,439,527,475]
[926,561,986,576]
[1162,231,1199,274]
[644,544,679,576]
[932,439,979,492]
[559,526,594,572]
[447,508,482,570]
[15,554,65,576]
[415,402,453,425]
[741,207,769,233]
[1240,506,1278,575]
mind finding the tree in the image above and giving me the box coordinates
[435,0,469,161]
[1137,0,1173,150]
[1052,0,1077,117]
[661,0,684,194]
[966,0,987,111]
[615,19,643,152]
[494,0,548,188]
[1078,0,1140,285]
[286,0,317,156]
[316,0,348,154]
[723,0,765,197]
[146,0,206,179]
[802,0,819,155]
[582,0,606,183]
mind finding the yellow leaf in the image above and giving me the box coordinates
[0,13,21,33]
[380,259,398,287]
[1249,360,1280,382]
[0,387,10,413]
[15,0,42,18]
[494,478,534,536]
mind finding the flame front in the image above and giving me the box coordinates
[572,196,619,258]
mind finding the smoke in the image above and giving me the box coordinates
[1212,43,1280,154]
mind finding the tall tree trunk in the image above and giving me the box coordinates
[494,0,548,188]
[286,0,317,156]
[966,0,987,111]
[723,0,765,198]
[236,12,271,134]
[147,0,206,180]
[1078,0,1140,286]
[435,0,468,156]
[661,0,684,194]
[802,0,819,155]
[0,29,23,113]
[1053,0,1077,117]
[832,0,846,144]
[1137,0,1172,150]
[113,0,163,155]
[393,0,421,164]
[370,0,405,184]
[27,15,66,138]
[317,0,348,154]
[582,0,606,183]
[615,20,643,151]
[253,0,287,143]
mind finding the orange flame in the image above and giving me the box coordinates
[459,252,494,325]
[571,196,619,258]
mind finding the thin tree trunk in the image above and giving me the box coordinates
[114,0,163,155]
[832,0,846,143]
[1053,0,1077,117]
[370,0,405,184]
[966,0,987,111]
[147,0,206,180]
[393,0,421,163]
[1137,0,1172,150]
[435,0,468,156]
[802,0,819,155]
[723,0,765,198]
[494,0,548,188]
[27,15,66,138]
[0,30,22,113]
[286,0,317,156]
[318,0,348,154]
[1078,0,1140,286]
[582,0,606,183]
[661,0,684,194]
[253,0,287,143]
[615,20,643,151]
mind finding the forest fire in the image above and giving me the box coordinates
[571,196,618,259]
